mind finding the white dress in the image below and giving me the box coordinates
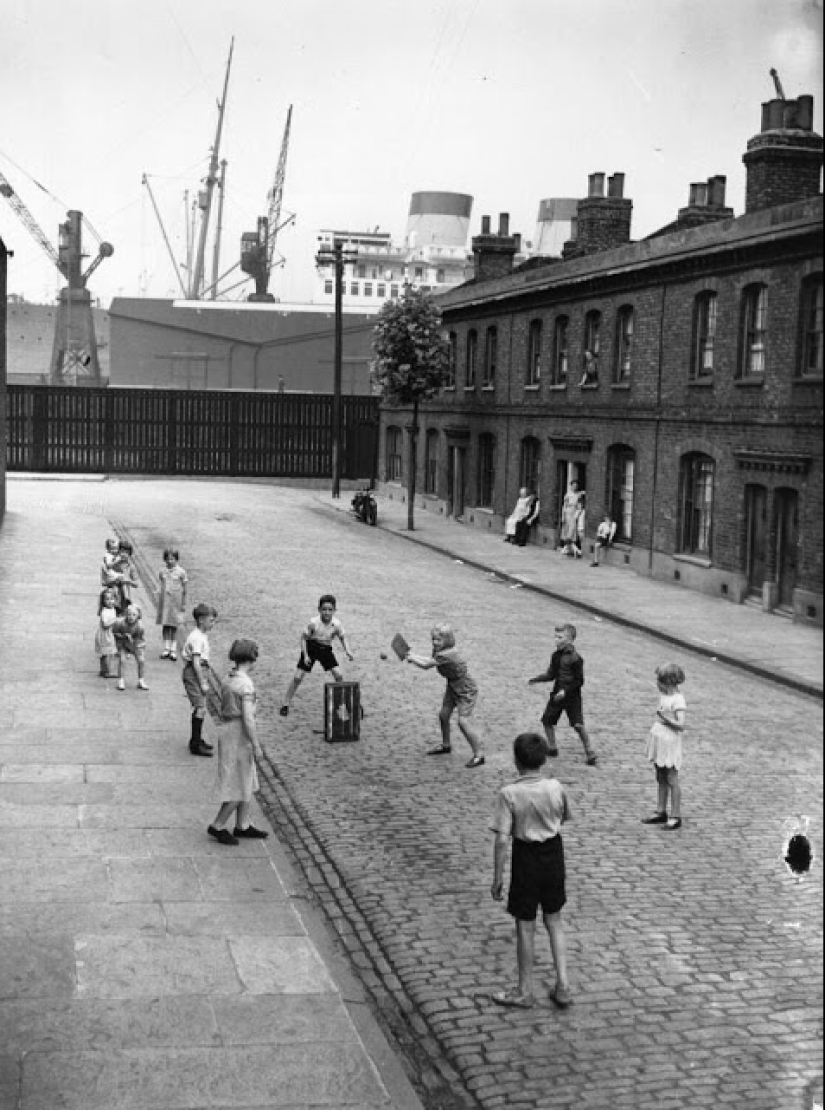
[216,672,259,802]
[646,692,686,770]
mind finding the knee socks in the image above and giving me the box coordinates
[190,713,203,744]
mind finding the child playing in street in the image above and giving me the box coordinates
[102,541,138,614]
[490,732,572,1009]
[156,547,188,660]
[406,622,485,768]
[590,514,616,567]
[528,623,597,765]
[182,603,218,757]
[208,638,269,846]
[642,663,686,831]
[112,604,148,691]
[95,586,120,678]
[280,594,354,716]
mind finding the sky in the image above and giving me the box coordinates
[1,0,822,308]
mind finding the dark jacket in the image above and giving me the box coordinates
[530,646,584,698]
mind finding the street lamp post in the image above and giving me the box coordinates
[316,239,356,498]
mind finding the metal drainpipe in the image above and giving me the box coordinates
[504,311,514,517]
[648,282,668,572]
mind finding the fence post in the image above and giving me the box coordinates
[168,392,178,474]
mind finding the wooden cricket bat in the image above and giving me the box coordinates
[390,633,409,660]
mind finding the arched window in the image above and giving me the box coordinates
[483,327,498,388]
[738,284,768,378]
[424,429,439,495]
[465,329,478,388]
[551,316,569,386]
[527,320,543,386]
[690,292,717,382]
[581,310,601,386]
[799,274,823,378]
[679,453,715,555]
[519,436,541,495]
[476,434,496,508]
[613,306,634,384]
[386,426,403,482]
[446,332,457,387]
[606,445,635,542]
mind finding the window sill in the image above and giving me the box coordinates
[579,382,600,390]
[442,385,456,392]
[793,375,823,385]
[481,386,495,392]
[547,383,567,391]
[673,552,712,569]
[473,506,495,514]
[463,386,476,392]
[688,379,715,388]
[611,382,631,391]
[524,384,541,392]
[734,377,765,388]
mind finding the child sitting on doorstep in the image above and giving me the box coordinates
[182,603,217,757]
[591,514,616,567]
[528,622,597,766]
[490,732,572,1010]
[112,604,148,691]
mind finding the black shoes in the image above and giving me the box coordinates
[208,826,238,845]
[233,825,269,839]
[279,706,289,717]
[641,812,668,825]
[190,743,213,758]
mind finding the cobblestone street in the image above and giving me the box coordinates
[16,477,823,1110]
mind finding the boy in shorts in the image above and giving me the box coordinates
[182,603,217,757]
[528,622,597,765]
[491,732,572,1009]
[280,594,354,716]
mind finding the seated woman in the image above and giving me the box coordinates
[505,488,540,546]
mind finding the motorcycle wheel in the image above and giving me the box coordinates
[366,502,378,526]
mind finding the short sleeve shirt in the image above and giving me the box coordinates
[306,615,344,646]
[182,628,210,664]
[220,671,256,721]
[491,774,570,842]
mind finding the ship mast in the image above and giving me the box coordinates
[190,37,234,299]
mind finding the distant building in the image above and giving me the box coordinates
[315,191,474,307]
[377,90,823,625]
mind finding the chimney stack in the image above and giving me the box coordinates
[674,175,734,230]
[744,89,822,213]
[562,171,632,257]
[471,211,519,282]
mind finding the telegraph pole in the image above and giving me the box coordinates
[316,239,356,497]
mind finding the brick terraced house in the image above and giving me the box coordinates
[377,92,823,624]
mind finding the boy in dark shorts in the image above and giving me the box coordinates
[528,622,597,765]
[280,594,354,716]
[491,732,572,1009]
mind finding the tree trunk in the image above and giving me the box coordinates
[407,400,419,531]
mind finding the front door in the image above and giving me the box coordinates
[775,488,799,610]
[447,446,466,519]
[745,484,768,597]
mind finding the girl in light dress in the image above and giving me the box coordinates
[642,664,686,831]
[95,587,120,678]
[156,548,189,661]
[559,481,585,557]
[207,639,270,846]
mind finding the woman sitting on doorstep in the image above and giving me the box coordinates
[504,488,540,547]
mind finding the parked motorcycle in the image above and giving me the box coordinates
[351,487,378,526]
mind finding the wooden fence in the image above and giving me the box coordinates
[6,386,380,480]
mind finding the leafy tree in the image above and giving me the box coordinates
[371,286,450,530]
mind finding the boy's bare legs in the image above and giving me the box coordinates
[542,724,559,757]
[437,707,452,750]
[281,670,303,712]
[515,919,537,1000]
[574,723,596,763]
[543,910,570,1001]
[116,650,127,690]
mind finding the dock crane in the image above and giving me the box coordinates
[0,170,113,385]
[241,105,293,301]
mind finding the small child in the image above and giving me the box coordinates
[102,541,138,614]
[406,622,485,768]
[590,514,616,567]
[112,604,148,691]
[95,586,120,678]
[642,663,686,831]
[528,622,597,765]
[280,594,354,716]
[208,638,270,846]
[181,603,218,757]
[490,732,572,1009]
[101,537,119,578]
[156,547,188,660]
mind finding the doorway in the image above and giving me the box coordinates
[775,488,799,610]
[555,459,587,526]
[744,484,768,597]
[447,446,467,519]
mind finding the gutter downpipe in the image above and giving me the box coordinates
[648,282,668,573]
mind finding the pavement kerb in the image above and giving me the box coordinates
[315,493,824,703]
[108,513,437,1110]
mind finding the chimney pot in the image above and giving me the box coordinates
[513,232,522,252]
[481,215,491,234]
[688,183,699,206]
[766,98,785,130]
[498,212,510,236]
[797,95,814,130]
[588,172,605,198]
[695,183,709,206]
[608,173,625,198]
[709,175,727,207]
